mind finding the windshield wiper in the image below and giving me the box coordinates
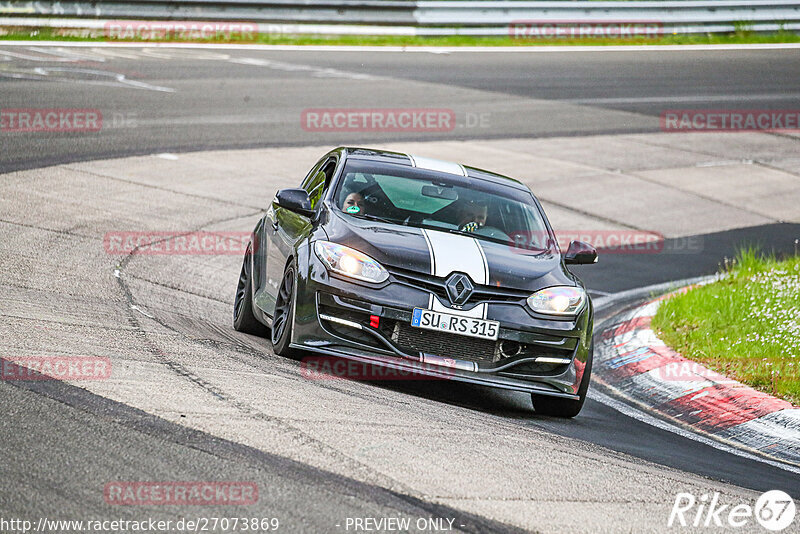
[441,227,552,254]
[441,228,510,246]
[354,213,405,226]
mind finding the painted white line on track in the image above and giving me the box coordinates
[228,56,379,80]
[568,93,800,104]
[0,64,176,92]
[1,41,800,52]
[0,48,80,61]
[27,45,108,62]
[589,388,800,475]
[696,159,752,167]
[130,305,154,319]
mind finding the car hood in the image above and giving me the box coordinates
[322,208,573,292]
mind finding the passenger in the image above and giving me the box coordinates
[456,201,488,233]
[342,192,366,215]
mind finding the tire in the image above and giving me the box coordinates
[532,345,593,418]
[233,243,270,337]
[270,261,297,357]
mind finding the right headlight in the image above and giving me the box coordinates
[527,286,586,316]
[314,240,389,284]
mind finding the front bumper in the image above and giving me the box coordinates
[290,254,593,398]
[294,343,581,400]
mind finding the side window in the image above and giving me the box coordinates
[304,157,337,210]
[300,158,326,190]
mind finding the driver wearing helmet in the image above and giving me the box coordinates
[457,200,488,233]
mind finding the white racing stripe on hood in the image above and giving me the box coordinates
[407,154,467,177]
[420,228,488,319]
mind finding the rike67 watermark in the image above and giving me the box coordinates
[669,490,796,531]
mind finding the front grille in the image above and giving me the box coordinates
[391,322,499,363]
[388,267,526,306]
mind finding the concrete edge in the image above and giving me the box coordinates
[4,17,800,37]
[594,284,800,467]
[3,39,800,52]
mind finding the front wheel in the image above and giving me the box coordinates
[233,243,269,337]
[532,347,593,418]
[270,262,297,357]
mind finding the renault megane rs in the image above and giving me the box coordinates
[234,147,597,417]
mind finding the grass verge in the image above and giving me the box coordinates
[652,248,800,405]
[1,26,799,46]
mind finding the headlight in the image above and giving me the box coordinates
[527,286,586,316]
[314,241,389,284]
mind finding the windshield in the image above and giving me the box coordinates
[334,160,554,252]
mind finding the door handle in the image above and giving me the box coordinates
[271,220,279,231]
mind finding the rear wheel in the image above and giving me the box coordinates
[532,346,593,418]
[233,243,269,337]
[271,262,297,357]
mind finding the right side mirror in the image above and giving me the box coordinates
[275,188,314,217]
[564,240,598,265]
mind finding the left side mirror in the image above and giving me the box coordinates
[275,188,314,217]
[564,240,598,265]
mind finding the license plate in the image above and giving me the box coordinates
[411,308,499,341]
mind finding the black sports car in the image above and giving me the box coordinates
[234,147,598,417]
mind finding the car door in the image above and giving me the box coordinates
[256,155,337,319]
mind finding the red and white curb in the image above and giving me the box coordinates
[596,292,800,466]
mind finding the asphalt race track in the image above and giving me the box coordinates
[1,43,800,533]
[2,44,800,173]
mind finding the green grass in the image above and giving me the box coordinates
[652,248,800,405]
[1,26,800,46]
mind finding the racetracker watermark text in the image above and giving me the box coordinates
[104,231,254,255]
[1,109,102,132]
[653,359,799,381]
[104,482,258,506]
[0,517,279,533]
[302,357,453,381]
[104,21,258,41]
[301,109,457,132]
[661,110,800,132]
[1,357,111,381]
[510,230,703,255]
[509,20,663,39]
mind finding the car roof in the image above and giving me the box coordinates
[340,147,528,192]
